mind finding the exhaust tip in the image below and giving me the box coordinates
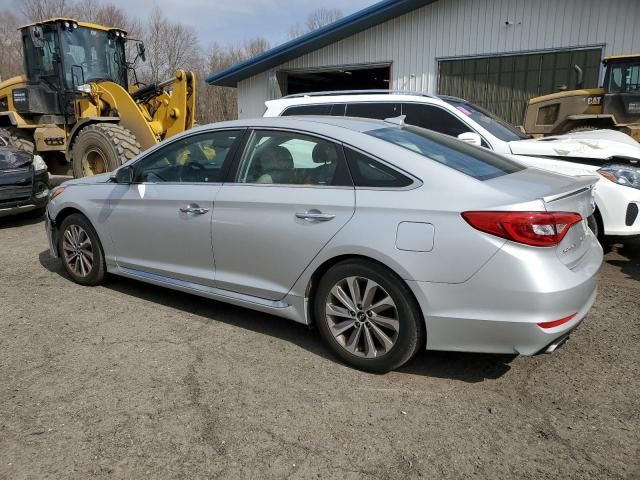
[544,334,570,354]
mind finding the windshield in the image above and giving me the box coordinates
[60,27,126,88]
[608,63,640,93]
[366,125,524,181]
[442,98,529,142]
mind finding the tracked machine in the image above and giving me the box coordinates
[0,18,196,177]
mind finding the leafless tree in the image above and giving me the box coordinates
[0,9,23,82]
[288,7,343,39]
[197,38,270,123]
[139,6,200,84]
[305,7,343,31]
[16,0,72,21]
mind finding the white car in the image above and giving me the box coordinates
[264,91,640,240]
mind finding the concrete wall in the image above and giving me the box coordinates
[238,0,640,118]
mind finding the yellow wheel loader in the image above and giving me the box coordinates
[523,55,640,141]
[0,18,196,177]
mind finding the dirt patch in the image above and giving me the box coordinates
[1,215,638,479]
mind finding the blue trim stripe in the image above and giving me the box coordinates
[205,0,436,87]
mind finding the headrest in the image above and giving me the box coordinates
[312,143,338,164]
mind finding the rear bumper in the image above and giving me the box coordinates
[408,233,602,356]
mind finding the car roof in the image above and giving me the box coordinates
[188,115,398,135]
[265,92,463,109]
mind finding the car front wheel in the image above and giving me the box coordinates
[58,213,106,286]
[314,260,424,373]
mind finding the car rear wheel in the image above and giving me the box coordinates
[58,213,106,286]
[314,260,424,373]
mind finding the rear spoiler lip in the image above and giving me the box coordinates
[541,174,598,204]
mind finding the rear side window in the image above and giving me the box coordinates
[281,104,333,116]
[366,126,523,181]
[344,148,412,188]
[346,102,401,120]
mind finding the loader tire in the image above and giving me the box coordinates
[566,125,599,134]
[0,127,35,153]
[71,123,141,178]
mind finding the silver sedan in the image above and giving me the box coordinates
[45,117,603,372]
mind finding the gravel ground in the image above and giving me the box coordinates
[1,214,638,479]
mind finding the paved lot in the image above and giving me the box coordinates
[1,214,638,479]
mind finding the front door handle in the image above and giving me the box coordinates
[180,203,209,215]
[295,209,336,222]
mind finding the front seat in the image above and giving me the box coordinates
[310,143,339,185]
[256,146,294,184]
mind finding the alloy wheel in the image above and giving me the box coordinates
[62,224,94,278]
[325,276,400,358]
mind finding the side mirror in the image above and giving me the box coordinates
[457,131,482,147]
[136,42,146,62]
[111,166,133,184]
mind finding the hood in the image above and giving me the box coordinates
[509,129,640,162]
[61,172,113,186]
[0,147,32,171]
[507,154,600,177]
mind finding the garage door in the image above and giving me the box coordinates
[438,49,602,126]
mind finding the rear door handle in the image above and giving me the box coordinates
[180,203,209,215]
[295,209,335,222]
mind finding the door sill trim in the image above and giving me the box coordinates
[118,267,289,309]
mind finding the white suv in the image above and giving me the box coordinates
[265,91,640,240]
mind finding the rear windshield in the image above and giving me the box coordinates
[366,125,524,181]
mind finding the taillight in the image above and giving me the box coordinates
[537,313,577,329]
[462,211,582,247]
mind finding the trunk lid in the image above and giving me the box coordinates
[488,167,597,267]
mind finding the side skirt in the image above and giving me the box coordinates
[114,266,308,324]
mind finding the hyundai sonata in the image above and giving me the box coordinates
[45,117,603,372]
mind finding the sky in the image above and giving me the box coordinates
[65,0,377,47]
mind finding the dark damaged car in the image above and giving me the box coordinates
[0,143,49,218]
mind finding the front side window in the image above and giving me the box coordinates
[235,130,351,186]
[134,130,241,183]
[608,63,640,93]
[23,26,61,88]
[366,125,524,181]
[60,27,126,88]
[402,103,473,138]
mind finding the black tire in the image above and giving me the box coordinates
[58,213,106,286]
[588,209,606,245]
[29,207,47,219]
[70,123,141,178]
[566,125,600,134]
[0,127,35,153]
[314,260,425,373]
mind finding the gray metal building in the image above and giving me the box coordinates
[206,0,640,124]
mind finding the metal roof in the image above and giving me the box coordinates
[205,0,437,87]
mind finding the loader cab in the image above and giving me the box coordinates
[20,19,128,99]
[604,56,640,94]
[602,55,640,123]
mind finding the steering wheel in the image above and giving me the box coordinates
[180,161,205,181]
